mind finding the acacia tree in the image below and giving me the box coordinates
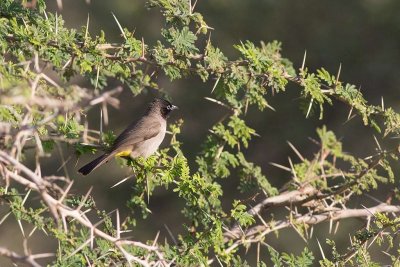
[0,0,400,266]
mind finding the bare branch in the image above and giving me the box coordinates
[0,246,54,267]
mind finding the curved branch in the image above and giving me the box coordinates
[246,203,400,239]
[224,151,387,242]
[210,203,400,265]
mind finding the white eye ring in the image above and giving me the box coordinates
[167,105,172,110]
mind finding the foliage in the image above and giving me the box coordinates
[0,0,399,266]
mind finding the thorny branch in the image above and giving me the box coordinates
[209,203,400,265]
[0,246,53,267]
[0,150,168,266]
[2,5,400,265]
[224,148,389,241]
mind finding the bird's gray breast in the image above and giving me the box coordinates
[133,119,166,158]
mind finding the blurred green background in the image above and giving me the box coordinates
[1,0,400,265]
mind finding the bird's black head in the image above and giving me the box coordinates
[148,98,178,119]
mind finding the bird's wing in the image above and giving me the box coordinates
[111,117,161,152]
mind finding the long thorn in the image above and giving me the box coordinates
[317,238,326,259]
[269,162,291,172]
[85,14,90,43]
[287,141,305,161]
[211,76,220,93]
[336,63,342,84]
[306,98,313,118]
[111,12,127,40]
[301,50,307,72]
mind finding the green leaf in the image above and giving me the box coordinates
[163,26,198,55]
[231,200,255,227]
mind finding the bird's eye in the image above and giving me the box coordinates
[167,105,172,110]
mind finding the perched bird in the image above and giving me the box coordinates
[78,98,178,175]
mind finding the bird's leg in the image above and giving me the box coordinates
[124,152,145,169]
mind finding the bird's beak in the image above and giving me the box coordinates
[172,105,178,110]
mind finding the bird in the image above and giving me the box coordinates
[78,98,178,175]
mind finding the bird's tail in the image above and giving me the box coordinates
[78,153,112,176]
